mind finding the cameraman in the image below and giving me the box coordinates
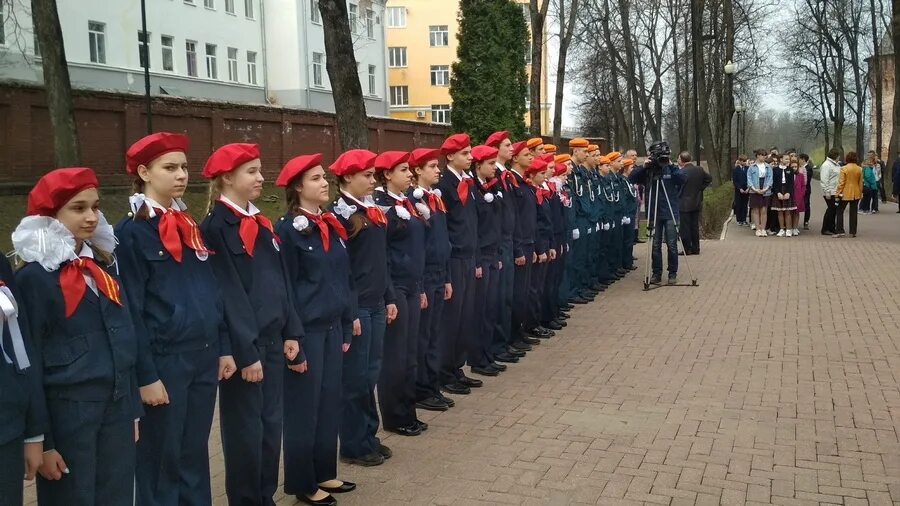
[629,142,687,285]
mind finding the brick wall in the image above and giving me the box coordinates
[0,83,449,188]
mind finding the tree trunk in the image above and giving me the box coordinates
[318,0,368,150]
[690,0,703,163]
[889,0,900,165]
[552,0,579,146]
[618,0,646,151]
[32,0,80,166]
[870,0,883,159]
[718,0,735,185]
[672,4,685,149]
[529,0,550,136]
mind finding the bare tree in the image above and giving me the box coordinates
[31,0,80,166]
[551,0,579,145]
[528,0,550,136]
[318,0,368,150]
[890,0,900,165]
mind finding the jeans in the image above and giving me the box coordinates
[340,304,385,458]
[835,199,859,235]
[650,219,678,277]
[861,188,879,212]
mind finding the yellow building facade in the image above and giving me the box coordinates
[384,0,550,135]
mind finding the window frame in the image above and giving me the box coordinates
[430,65,449,87]
[348,3,358,33]
[386,6,405,28]
[186,40,198,76]
[309,0,321,23]
[204,0,215,9]
[137,30,151,69]
[389,85,408,106]
[388,47,407,68]
[246,50,258,84]
[431,104,451,125]
[227,47,239,82]
[365,8,375,38]
[367,64,377,96]
[160,35,175,71]
[244,0,255,19]
[428,25,449,47]
[88,21,107,64]
[312,51,324,87]
[225,0,235,13]
[205,42,218,79]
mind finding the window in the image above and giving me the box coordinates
[244,0,254,18]
[184,0,195,4]
[365,9,374,38]
[227,47,238,81]
[205,43,218,79]
[33,32,41,57]
[204,0,214,8]
[348,3,358,33]
[431,105,451,125]
[367,64,376,95]
[88,21,106,64]
[186,40,198,76]
[389,86,408,106]
[137,31,150,68]
[161,35,174,71]
[386,6,405,28]
[312,52,324,87]
[429,25,448,47]
[430,65,449,86]
[225,0,234,13]
[246,51,257,84]
[388,47,406,68]
[310,0,320,23]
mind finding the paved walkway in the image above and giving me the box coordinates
[24,194,900,505]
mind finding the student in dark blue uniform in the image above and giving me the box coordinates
[567,140,596,304]
[275,154,357,506]
[12,168,141,505]
[524,157,554,340]
[468,145,505,377]
[484,132,523,365]
[407,148,456,412]
[0,255,46,506]
[199,143,306,506]
[507,141,539,351]
[115,133,236,506]
[619,158,639,271]
[542,155,570,331]
[552,154,578,308]
[372,151,428,437]
[435,134,483,395]
[329,150,397,468]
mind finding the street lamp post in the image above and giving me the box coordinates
[724,60,736,165]
[734,104,745,155]
[140,0,153,134]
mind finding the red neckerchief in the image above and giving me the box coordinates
[155,207,210,263]
[341,193,387,227]
[219,199,277,257]
[481,178,500,192]
[391,195,424,221]
[425,191,447,213]
[500,170,519,190]
[456,177,475,205]
[300,209,348,252]
[59,257,123,317]
[528,184,550,205]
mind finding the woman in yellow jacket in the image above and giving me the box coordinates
[834,151,863,238]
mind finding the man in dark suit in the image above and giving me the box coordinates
[678,152,712,255]
[799,153,815,229]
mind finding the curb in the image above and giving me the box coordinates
[720,212,734,241]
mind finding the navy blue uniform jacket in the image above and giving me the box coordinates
[407,187,451,288]
[116,213,229,386]
[435,168,478,260]
[495,166,517,243]
[474,178,502,265]
[0,258,48,446]
[275,212,355,342]
[509,170,537,258]
[200,201,305,369]
[374,190,426,295]
[16,258,142,450]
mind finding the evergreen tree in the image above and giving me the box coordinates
[450,0,528,142]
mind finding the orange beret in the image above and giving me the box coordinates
[588,145,600,153]
[598,155,610,165]
[543,145,557,154]
[606,151,622,161]
[622,158,635,168]
[554,154,571,165]
[569,138,589,148]
[526,138,543,149]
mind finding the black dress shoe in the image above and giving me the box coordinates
[442,382,471,395]
[570,296,589,304]
[491,362,507,371]
[470,365,499,377]
[628,265,638,271]
[544,320,562,330]
[561,303,575,310]
[378,444,392,459]
[616,269,628,276]
[458,375,483,387]
[534,326,555,337]
[297,493,336,506]
[521,335,542,344]
[553,319,567,328]
[558,312,570,319]
[340,452,385,467]
[416,396,449,411]
[509,342,531,352]
[495,353,519,363]
[437,392,455,407]
[415,419,429,432]
[387,424,422,436]
[320,481,357,494]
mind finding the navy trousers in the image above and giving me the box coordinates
[439,257,475,385]
[541,254,560,324]
[491,241,515,355]
[284,323,343,496]
[527,258,547,330]
[137,346,218,506]
[0,439,23,506]
[378,289,421,430]
[340,304,385,459]
[219,341,284,506]
[40,394,135,506]
[569,232,588,293]
[416,278,446,401]
[511,257,533,343]
[469,260,499,368]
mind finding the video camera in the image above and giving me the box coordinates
[646,141,672,173]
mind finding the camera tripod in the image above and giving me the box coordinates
[642,170,699,291]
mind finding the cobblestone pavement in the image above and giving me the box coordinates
[24,194,900,505]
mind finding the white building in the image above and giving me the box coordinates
[0,0,390,115]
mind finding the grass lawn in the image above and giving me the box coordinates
[0,184,289,255]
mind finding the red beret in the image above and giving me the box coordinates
[27,167,99,217]
[201,143,260,179]
[328,149,377,177]
[539,153,555,164]
[441,133,471,155]
[485,131,509,148]
[525,158,549,176]
[511,141,529,157]
[125,132,189,175]
[471,145,499,163]
[275,153,323,187]
[408,148,440,167]
[374,151,410,171]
